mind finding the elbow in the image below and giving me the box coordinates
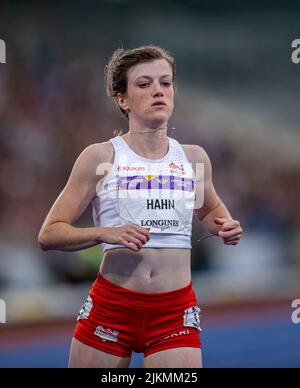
[37,228,50,251]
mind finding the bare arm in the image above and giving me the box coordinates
[191,145,231,234]
[38,144,104,251]
[189,145,243,245]
[38,143,151,252]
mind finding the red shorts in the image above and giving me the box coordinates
[73,272,202,358]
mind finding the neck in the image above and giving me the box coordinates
[123,121,170,159]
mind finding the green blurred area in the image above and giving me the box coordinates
[77,245,104,273]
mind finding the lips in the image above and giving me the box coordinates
[152,101,167,107]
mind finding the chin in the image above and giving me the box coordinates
[149,111,170,123]
[149,118,169,129]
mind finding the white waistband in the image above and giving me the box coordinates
[102,233,192,252]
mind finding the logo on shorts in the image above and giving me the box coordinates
[0,299,6,323]
[95,325,119,342]
[159,329,191,342]
[183,306,202,332]
[77,296,93,321]
[0,39,6,64]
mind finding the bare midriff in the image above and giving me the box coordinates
[100,247,191,293]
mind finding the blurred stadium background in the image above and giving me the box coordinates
[0,0,300,368]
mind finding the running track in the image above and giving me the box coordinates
[0,298,299,368]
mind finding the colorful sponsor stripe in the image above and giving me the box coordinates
[118,175,195,191]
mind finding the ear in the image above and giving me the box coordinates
[116,93,129,112]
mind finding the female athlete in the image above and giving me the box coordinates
[38,45,243,368]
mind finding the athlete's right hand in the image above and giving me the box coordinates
[99,225,151,251]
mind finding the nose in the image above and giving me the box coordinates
[152,81,164,97]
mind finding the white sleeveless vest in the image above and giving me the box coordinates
[92,135,196,252]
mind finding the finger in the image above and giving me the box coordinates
[121,239,140,251]
[223,233,242,241]
[223,235,241,243]
[130,229,150,242]
[133,233,147,244]
[221,221,241,231]
[132,225,151,238]
[224,237,241,244]
[219,229,242,238]
[213,217,228,225]
[127,236,143,249]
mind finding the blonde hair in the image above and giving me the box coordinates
[104,45,176,137]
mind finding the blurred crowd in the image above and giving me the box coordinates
[0,51,114,245]
[1,5,300,290]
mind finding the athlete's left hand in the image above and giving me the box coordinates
[213,217,243,245]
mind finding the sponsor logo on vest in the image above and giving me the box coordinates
[118,165,145,171]
[95,325,119,342]
[147,199,175,210]
[141,219,179,228]
[169,162,185,175]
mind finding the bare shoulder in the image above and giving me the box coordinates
[181,144,211,165]
[68,141,115,185]
[77,140,115,168]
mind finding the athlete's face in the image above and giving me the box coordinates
[118,59,174,125]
